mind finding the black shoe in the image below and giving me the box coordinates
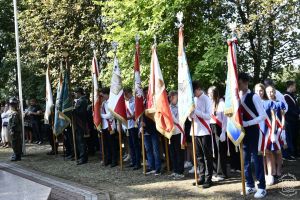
[77,159,87,165]
[47,151,57,155]
[66,155,74,160]
[202,181,212,189]
[126,164,134,168]
[192,179,205,186]
[11,155,21,161]
[111,163,118,168]
[104,161,112,166]
[133,166,141,170]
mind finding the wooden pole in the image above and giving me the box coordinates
[51,113,57,155]
[100,132,105,162]
[71,116,78,161]
[164,137,170,172]
[191,120,198,186]
[118,122,123,170]
[141,124,146,174]
[239,141,246,196]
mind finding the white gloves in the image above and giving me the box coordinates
[281,130,286,141]
[242,121,250,127]
[271,132,276,143]
[220,132,226,142]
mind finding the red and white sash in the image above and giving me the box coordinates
[102,105,113,133]
[241,101,265,154]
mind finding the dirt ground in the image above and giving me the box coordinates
[0,143,300,200]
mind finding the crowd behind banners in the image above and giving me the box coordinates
[0,77,299,196]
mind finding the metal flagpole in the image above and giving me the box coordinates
[13,0,25,155]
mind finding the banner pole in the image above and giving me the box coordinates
[118,122,123,170]
[192,119,198,186]
[13,0,25,155]
[141,117,146,174]
[164,137,170,172]
[239,141,246,196]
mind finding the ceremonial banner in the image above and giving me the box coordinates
[44,67,54,124]
[92,55,102,130]
[145,45,174,139]
[134,40,144,122]
[53,71,72,136]
[224,37,245,145]
[108,55,127,125]
[178,26,194,146]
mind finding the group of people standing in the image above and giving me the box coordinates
[0,74,299,199]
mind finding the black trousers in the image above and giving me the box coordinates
[211,124,228,178]
[195,135,213,182]
[64,127,74,157]
[75,127,88,162]
[32,120,42,142]
[229,139,241,171]
[86,128,98,155]
[102,129,118,165]
[169,134,184,174]
[128,128,141,167]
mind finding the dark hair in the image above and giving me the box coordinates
[192,81,201,91]
[208,86,219,104]
[286,80,296,89]
[264,78,274,87]
[169,90,178,97]
[238,72,250,82]
[143,87,148,93]
[101,87,110,95]
[123,87,132,94]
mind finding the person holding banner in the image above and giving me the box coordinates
[191,81,213,189]
[238,73,267,198]
[207,86,228,181]
[124,88,141,170]
[169,91,185,180]
[142,87,162,176]
[73,87,89,165]
[264,85,286,186]
[101,87,118,167]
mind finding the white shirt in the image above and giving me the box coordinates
[170,103,182,135]
[210,98,227,135]
[100,100,115,130]
[240,89,267,127]
[190,92,212,136]
[276,90,288,112]
[126,96,135,129]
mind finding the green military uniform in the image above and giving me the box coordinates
[8,110,22,161]
[73,95,88,164]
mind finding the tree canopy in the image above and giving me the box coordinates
[0,0,299,102]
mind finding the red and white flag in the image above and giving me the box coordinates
[145,45,174,139]
[108,55,127,125]
[92,55,102,130]
[134,40,144,122]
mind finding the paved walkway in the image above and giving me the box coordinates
[0,163,109,200]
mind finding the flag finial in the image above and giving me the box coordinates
[135,35,140,44]
[153,35,157,46]
[112,41,118,55]
[176,11,184,28]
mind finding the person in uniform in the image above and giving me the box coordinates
[169,91,185,179]
[100,87,118,167]
[124,87,141,170]
[7,97,22,161]
[239,73,267,198]
[191,81,213,189]
[73,87,88,165]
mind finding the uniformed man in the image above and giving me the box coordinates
[7,97,22,161]
[73,87,88,165]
